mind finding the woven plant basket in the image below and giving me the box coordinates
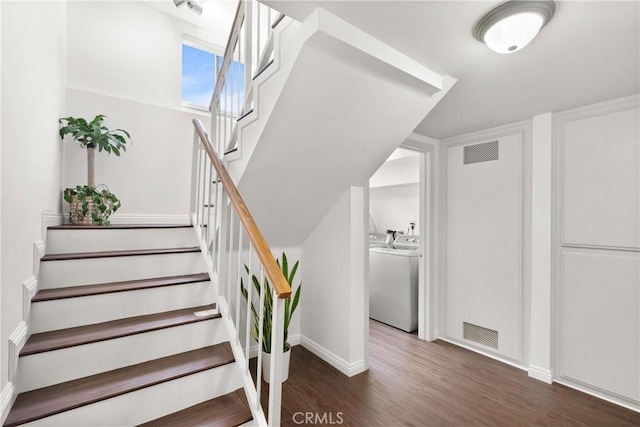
[68,195,107,225]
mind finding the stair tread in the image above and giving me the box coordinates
[48,224,192,230]
[20,304,219,356]
[4,344,234,427]
[41,246,201,261]
[138,388,252,427]
[32,273,211,302]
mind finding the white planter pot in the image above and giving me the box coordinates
[262,347,291,383]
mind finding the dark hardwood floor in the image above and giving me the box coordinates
[259,320,640,426]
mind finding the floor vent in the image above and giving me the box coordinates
[463,322,498,349]
[463,140,499,164]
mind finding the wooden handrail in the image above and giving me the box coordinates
[192,119,292,299]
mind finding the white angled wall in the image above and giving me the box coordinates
[1,0,66,389]
[554,95,639,404]
[444,132,524,362]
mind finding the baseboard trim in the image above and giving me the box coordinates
[438,337,527,372]
[247,333,302,360]
[0,382,16,425]
[8,322,27,383]
[33,241,45,278]
[22,276,38,324]
[555,377,640,413]
[528,365,553,384]
[300,336,366,377]
[41,211,64,241]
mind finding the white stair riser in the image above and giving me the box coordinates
[46,228,197,254]
[39,252,205,288]
[30,281,215,333]
[23,362,242,426]
[17,319,228,392]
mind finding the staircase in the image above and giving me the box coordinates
[4,224,253,427]
[3,2,456,424]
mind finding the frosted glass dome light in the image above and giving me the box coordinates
[473,1,556,54]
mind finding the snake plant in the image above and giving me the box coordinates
[241,252,302,354]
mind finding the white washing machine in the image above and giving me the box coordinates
[369,235,419,332]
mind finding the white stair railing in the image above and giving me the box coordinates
[209,0,284,156]
[190,118,290,426]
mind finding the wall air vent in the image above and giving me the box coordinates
[463,321,499,349]
[463,140,499,164]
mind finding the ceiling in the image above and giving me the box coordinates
[262,0,640,139]
[141,0,238,46]
[149,0,639,139]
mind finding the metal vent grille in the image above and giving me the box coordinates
[463,140,499,164]
[463,322,499,349]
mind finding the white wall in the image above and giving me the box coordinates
[63,1,222,219]
[1,0,66,395]
[437,94,638,411]
[443,131,526,363]
[369,185,419,235]
[66,1,224,109]
[301,187,367,376]
[63,89,207,218]
[553,95,639,406]
[369,153,420,235]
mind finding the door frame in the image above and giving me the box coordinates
[365,133,438,342]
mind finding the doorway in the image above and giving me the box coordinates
[366,140,435,341]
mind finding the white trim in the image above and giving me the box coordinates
[106,213,191,225]
[552,94,640,407]
[300,336,365,377]
[441,119,531,148]
[33,241,45,278]
[438,337,527,372]
[41,211,64,242]
[8,322,28,383]
[22,276,38,324]
[406,132,439,147]
[0,382,16,425]
[182,33,225,57]
[553,94,639,124]
[441,127,528,363]
[555,377,640,414]
[528,365,553,384]
[246,334,302,359]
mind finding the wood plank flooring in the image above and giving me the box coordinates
[258,320,640,426]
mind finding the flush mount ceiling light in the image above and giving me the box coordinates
[473,1,556,54]
[173,0,203,15]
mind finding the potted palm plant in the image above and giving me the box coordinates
[241,252,302,383]
[59,115,131,225]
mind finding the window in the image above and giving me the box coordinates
[181,40,246,116]
[181,43,219,109]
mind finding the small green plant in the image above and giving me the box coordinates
[59,114,131,187]
[59,114,131,225]
[59,114,130,154]
[63,185,121,225]
[241,253,302,354]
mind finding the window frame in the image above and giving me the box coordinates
[181,35,224,111]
